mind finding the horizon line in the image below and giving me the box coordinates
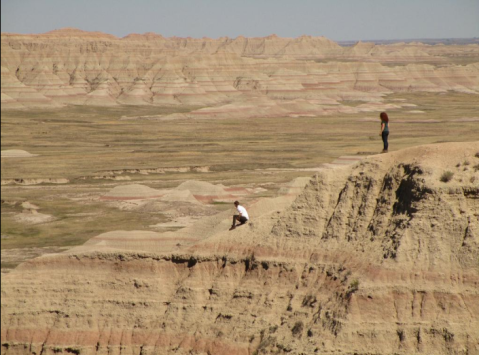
[1,27,478,44]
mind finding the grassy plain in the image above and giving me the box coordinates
[1,92,478,269]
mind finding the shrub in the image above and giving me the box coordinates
[345,279,360,299]
[474,164,479,172]
[292,321,304,337]
[350,279,359,292]
[475,152,479,158]
[440,171,454,183]
[464,160,470,166]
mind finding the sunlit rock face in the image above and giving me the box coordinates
[1,29,478,111]
[1,142,478,355]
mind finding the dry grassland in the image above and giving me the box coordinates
[1,92,478,269]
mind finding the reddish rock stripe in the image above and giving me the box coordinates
[1,329,250,354]
[193,194,236,202]
[90,237,199,242]
[99,195,164,201]
[224,187,249,192]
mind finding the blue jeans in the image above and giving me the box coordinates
[382,131,389,151]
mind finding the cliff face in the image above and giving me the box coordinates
[2,142,478,355]
[1,29,479,110]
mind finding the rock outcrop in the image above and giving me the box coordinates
[2,142,478,355]
[2,29,478,111]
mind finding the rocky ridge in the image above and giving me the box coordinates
[1,29,478,111]
[1,142,478,355]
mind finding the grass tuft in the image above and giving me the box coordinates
[346,279,360,299]
[440,171,454,183]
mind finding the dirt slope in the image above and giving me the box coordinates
[1,142,478,355]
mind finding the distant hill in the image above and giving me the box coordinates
[339,37,479,46]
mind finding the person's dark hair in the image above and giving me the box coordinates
[234,201,239,205]
[380,112,389,122]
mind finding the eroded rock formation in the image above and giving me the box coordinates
[2,29,478,111]
[2,142,478,355]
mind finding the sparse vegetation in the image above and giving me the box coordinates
[440,171,454,183]
[276,343,292,352]
[302,294,317,307]
[442,329,454,343]
[2,92,479,270]
[292,321,304,337]
[346,279,360,298]
[463,160,470,166]
[253,334,276,355]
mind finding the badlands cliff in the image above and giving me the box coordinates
[1,28,479,112]
[2,142,478,355]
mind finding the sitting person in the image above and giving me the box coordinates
[229,201,249,230]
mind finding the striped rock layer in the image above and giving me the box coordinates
[1,29,479,110]
[2,142,478,355]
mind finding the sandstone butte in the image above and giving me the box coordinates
[1,28,479,113]
[1,142,478,355]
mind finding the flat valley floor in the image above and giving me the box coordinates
[1,92,478,270]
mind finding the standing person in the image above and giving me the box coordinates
[230,201,249,230]
[379,112,390,153]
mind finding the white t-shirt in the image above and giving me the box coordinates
[237,205,249,220]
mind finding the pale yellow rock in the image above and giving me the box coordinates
[2,142,478,355]
[1,149,37,158]
[2,29,478,111]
